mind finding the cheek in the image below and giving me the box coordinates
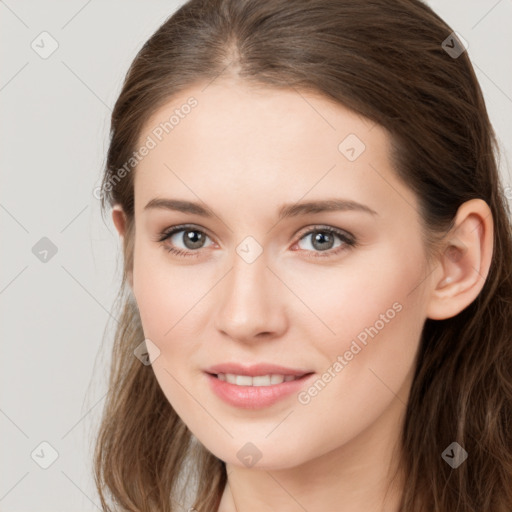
[282,248,426,454]
[132,243,203,341]
[294,240,427,383]
[131,248,204,414]
[132,260,169,339]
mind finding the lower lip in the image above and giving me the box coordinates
[205,372,315,409]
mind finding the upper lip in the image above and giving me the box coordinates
[205,363,313,377]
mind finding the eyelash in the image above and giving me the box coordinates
[155,224,358,260]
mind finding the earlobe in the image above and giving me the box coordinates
[426,199,494,320]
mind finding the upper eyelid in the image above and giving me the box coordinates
[162,224,215,241]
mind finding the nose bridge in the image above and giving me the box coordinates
[224,246,271,315]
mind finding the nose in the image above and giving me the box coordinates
[214,250,288,343]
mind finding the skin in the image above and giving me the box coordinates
[112,78,493,512]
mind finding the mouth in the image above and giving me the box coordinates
[205,370,316,409]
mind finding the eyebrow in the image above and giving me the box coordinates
[143,197,378,219]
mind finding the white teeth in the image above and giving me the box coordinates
[217,373,299,386]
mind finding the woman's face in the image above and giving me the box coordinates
[124,79,435,470]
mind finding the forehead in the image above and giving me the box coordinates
[137,80,382,159]
[133,80,417,221]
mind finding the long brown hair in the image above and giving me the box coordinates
[94,0,512,510]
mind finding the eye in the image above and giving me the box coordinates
[155,224,214,258]
[155,224,357,259]
[293,226,357,258]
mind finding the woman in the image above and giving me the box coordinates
[94,0,512,510]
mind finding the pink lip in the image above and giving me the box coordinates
[204,362,312,377]
[204,370,315,410]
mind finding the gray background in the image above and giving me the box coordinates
[1,1,511,510]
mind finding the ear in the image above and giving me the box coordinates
[112,204,127,238]
[426,198,494,320]
[112,204,134,290]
